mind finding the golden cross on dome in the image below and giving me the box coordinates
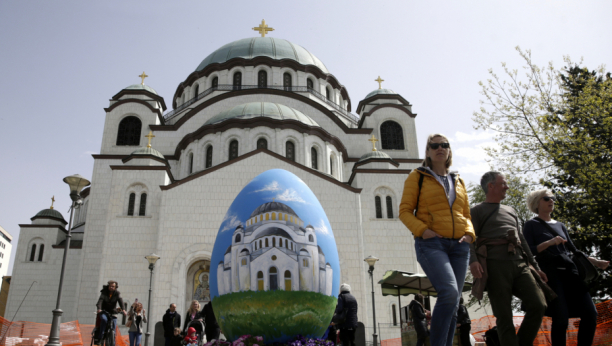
[369,134,379,151]
[252,19,274,37]
[375,76,384,89]
[139,71,148,85]
[145,131,155,148]
[50,196,55,210]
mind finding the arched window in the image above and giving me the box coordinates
[116,116,142,146]
[233,72,242,90]
[307,78,314,90]
[330,157,334,176]
[188,153,194,174]
[272,238,276,247]
[257,138,268,150]
[139,193,147,216]
[386,196,393,218]
[257,271,264,291]
[285,141,295,161]
[326,87,331,100]
[265,238,269,247]
[308,234,314,242]
[311,147,318,169]
[269,267,278,291]
[128,193,136,216]
[258,70,267,88]
[375,196,382,219]
[37,244,44,262]
[283,73,292,91]
[206,146,213,168]
[194,84,199,98]
[212,77,218,89]
[284,271,292,291]
[29,244,36,262]
[259,240,262,249]
[235,234,241,243]
[392,304,398,326]
[229,140,239,160]
[380,121,405,150]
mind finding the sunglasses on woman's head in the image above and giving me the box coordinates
[429,143,450,150]
[542,196,556,202]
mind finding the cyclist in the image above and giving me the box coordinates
[94,280,126,345]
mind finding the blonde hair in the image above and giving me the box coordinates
[187,300,200,315]
[526,188,553,214]
[422,133,452,171]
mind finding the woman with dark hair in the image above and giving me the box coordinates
[409,294,429,346]
[399,134,474,346]
[523,188,609,346]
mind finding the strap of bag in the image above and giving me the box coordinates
[413,172,425,216]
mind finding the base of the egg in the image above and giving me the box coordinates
[213,290,337,343]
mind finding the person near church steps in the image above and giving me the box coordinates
[399,133,475,346]
[469,171,547,346]
[95,280,126,345]
[163,304,182,346]
[332,283,358,346]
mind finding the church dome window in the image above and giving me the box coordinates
[188,153,194,174]
[235,234,241,243]
[229,140,239,160]
[205,146,213,168]
[265,238,269,247]
[380,121,405,150]
[325,87,331,101]
[285,141,295,161]
[272,238,276,247]
[283,73,292,91]
[233,72,242,91]
[212,77,219,90]
[307,78,314,90]
[116,116,142,146]
[194,84,199,97]
[258,70,267,88]
[311,147,318,170]
[257,138,268,150]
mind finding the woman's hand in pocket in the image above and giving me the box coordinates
[422,229,442,239]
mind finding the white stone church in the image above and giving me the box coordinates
[7,23,429,341]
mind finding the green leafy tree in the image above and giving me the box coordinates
[473,47,612,299]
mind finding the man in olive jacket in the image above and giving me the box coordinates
[163,304,182,346]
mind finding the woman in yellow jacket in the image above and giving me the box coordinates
[399,134,475,346]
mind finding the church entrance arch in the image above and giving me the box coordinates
[185,260,211,311]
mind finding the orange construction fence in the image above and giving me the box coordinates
[0,317,129,346]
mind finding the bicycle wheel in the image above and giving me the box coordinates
[103,326,115,346]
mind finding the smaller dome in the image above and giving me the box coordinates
[358,150,393,163]
[365,88,396,99]
[205,102,319,127]
[124,84,158,95]
[31,209,66,223]
[130,146,165,160]
[249,201,299,218]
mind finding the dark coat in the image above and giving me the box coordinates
[201,302,219,330]
[162,310,182,338]
[457,304,471,325]
[409,300,428,340]
[334,291,358,329]
[96,285,125,314]
[183,310,204,333]
[170,334,183,346]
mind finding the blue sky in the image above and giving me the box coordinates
[210,169,340,298]
[1,0,611,274]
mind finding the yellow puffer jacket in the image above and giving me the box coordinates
[399,167,475,241]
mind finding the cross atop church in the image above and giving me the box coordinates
[375,76,384,89]
[252,19,274,37]
[50,196,55,210]
[369,134,378,151]
[145,131,155,148]
[139,71,148,85]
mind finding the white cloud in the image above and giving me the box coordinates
[452,130,493,143]
[253,181,280,193]
[275,189,306,203]
[220,213,241,232]
[314,219,330,235]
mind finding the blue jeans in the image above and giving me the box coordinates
[99,313,116,340]
[415,237,469,346]
[129,332,142,346]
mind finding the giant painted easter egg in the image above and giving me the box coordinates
[210,169,340,343]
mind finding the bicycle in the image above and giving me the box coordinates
[92,308,123,346]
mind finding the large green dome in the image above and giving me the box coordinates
[205,102,319,127]
[195,37,329,74]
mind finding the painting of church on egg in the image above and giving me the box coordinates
[217,201,333,295]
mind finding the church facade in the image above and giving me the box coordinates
[7,23,425,341]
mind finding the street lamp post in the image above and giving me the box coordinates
[46,175,91,346]
[364,255,379,346]
[144,253,160,346]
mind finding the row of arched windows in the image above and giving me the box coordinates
[375,196,394,219]
[250,237,296,252]
[246,212,304,227]
[127,192,147,216]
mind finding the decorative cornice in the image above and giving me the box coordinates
[173,56,352,111]
[356,93,412,114]
[110,165,175,182]
[104,99,165,125]
[152,89,371,136]
[19,224,66,231]
[111,89,167,111]
[347,168,413,186]
[358,104,416,128]
[170,117,350,161]
[92,154,126,160]
[160,148,362,193]
[121,154,169,165]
